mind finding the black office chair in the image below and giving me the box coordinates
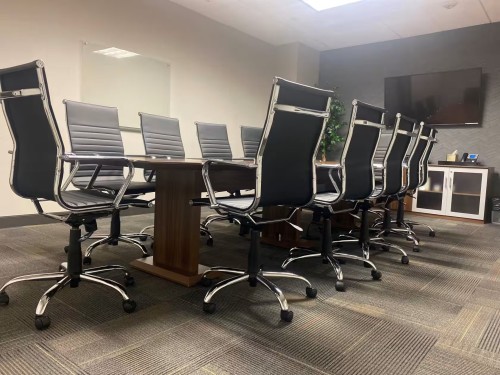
[347,113,419,264]
[196,122,240,245]
[372,124,437,251]
[282,100,386,291]
[0,60,136,330]
[63,100,155,264]
[241,126,263,159]
[198,78,333,322]
[138,112,185,235]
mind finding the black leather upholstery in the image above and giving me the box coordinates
[196,122,232,160]
[64,100,154,194]
[241,126,262,158]
[140,113,185,181]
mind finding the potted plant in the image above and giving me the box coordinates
[320,91,347,161]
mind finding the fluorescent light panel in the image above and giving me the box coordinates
[301,0,362,11]
[93,47,139,59]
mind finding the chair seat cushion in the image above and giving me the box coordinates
[315,192,340,204]
[73,178,155,195]
[60,190,115,207]
[217,196,255,210]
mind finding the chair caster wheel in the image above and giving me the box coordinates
[306,287,317,298]
[141,253,149,258]
[429,231,435,237]
[371,270,382,280]
[64,246,69,254]
[381,245,390,251]
[35,315,51,330]
[280,309,293,322]
[83,256,92,265]
[122,299,137,313]
[203,302,216,314]
[335,281,345,292]
[124,276,135,287]
[206,238,214,247]
[59,265,66,272]
[401,255,409,265]
[413,246,420,252]
[139,235,148,242]
[0,292,9,305]
[200,277,212,287]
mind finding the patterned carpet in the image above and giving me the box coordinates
[0,210,499,375]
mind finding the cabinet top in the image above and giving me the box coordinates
[429,164,493,170]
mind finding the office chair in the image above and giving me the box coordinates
[0,60,136,330]
[372,124,437,251]
[195,122,240,245]
[282,100,387,291]
[345,114,419,264]
[138,112,185,235]
[63,100,155,264]
[241,126,263,159]
[198,78,333,322]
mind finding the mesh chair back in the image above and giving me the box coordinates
[256,78,332,207]
[383,115,417,195]
[196,122,232,160]
[140,113,185,181]
[419,127,437,187]
[241,126,262,158]
[0,61,63,201]
[341,101,385,201]
[64,100,125,187]
[407,124,433,190]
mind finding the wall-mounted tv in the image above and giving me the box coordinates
[384,67,482,126]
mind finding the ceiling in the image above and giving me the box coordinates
[164,0,500,51]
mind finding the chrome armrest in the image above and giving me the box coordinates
[316,162,341,193]
[60,153,135,208]
[202,159,257,208]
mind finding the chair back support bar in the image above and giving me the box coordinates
[140,113,185,181]
[241,126,262,158]
[0,60,63,201]
[196,122,232,160]
[256,78,332,208]
[419,127,438,188]
[340,100,386,201]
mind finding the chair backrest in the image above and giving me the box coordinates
[339,101,386,201]
[382,114,418,195]
[196,122,232,160]
[241,126,262,158]
[254,78,332,208]
[406,123,433,190]
[0,60,64,201]
[139,112,185,181]
[418,127,438,188]
[64,100,125,187]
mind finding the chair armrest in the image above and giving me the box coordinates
[316,163,341,193]
[60,153,135,209]
[202,159,257,208]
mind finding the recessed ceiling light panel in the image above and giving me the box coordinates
[93,47,139,59]
[301,0,363,11]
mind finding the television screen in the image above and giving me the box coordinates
[384,68,482,126]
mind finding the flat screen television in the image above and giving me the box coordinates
[384,68,482,126]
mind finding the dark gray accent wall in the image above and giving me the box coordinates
[319,22,500,193]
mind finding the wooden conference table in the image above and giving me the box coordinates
[126,156,255,286]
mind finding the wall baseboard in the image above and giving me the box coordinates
[0,207,154,229]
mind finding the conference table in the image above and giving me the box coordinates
[126,156,255,286]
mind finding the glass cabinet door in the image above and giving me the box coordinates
[447,169,487,219]
[414,168,446,213]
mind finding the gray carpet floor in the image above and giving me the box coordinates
[0,210,499,375]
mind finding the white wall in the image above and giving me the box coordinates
[0,0,289,216]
